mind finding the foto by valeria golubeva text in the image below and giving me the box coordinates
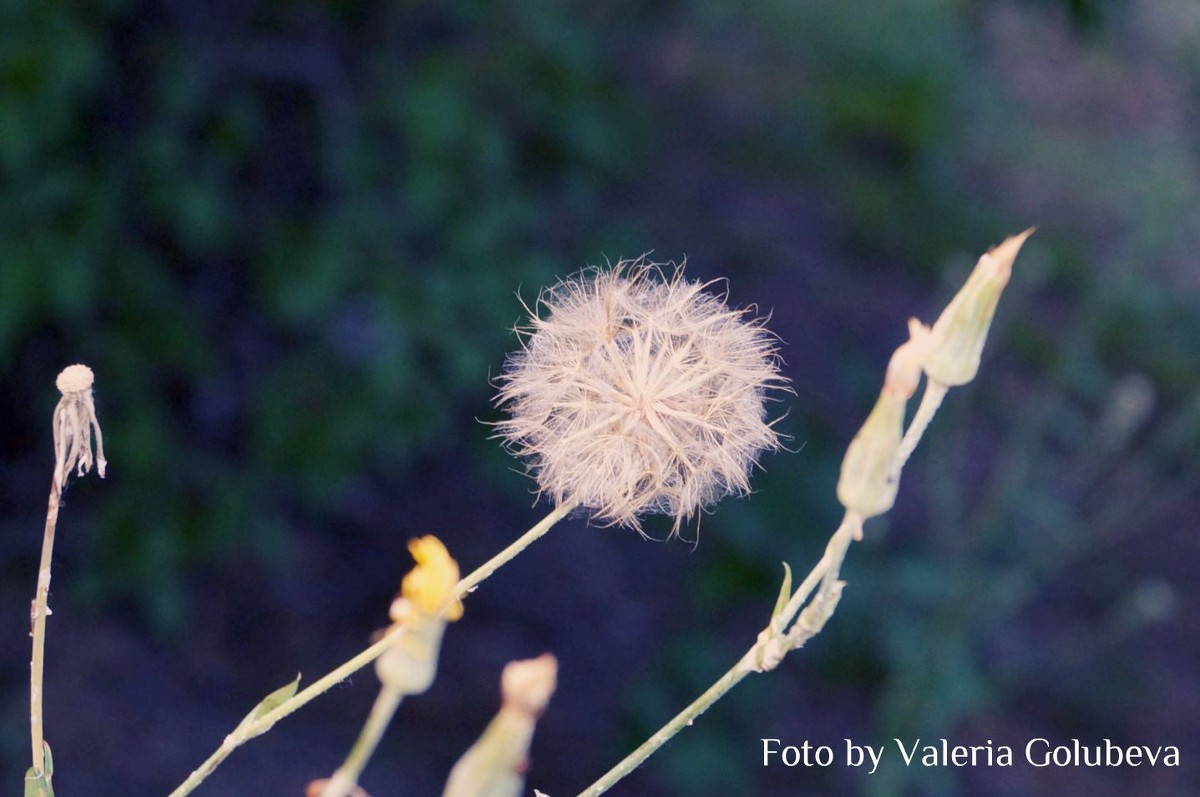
[761,738,1181,774]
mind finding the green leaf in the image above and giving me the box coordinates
[24,742,55,796]
[24,769,53,797]
[24,759,54,797]
[771,562,793,624]
[232,674,301,741]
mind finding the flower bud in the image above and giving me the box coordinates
[884,318,932,400]
[375,536,463,695]
[442,655,558,797]
[375,603,449,695]
[500,653,557,717]
[924,229,1033,387]
[836,390,905,520]
[306,778,372,797]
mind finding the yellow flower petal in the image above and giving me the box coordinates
[399,535,464,621]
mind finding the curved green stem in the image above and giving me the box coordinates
[575,649,755,797]
[166,624,407,797]
[892,380,948,479]
[319,686,405,797]
[168,501,576,797]
[571,512,858,797]
[456,500,577,598]
[774,512,860,632]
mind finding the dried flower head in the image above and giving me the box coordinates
[495,261,786,534]
[52,363,106,495]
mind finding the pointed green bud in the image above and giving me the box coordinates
[885,318,932,400]
[442,655,558,797]
[924,229,1033,387]
[837,390,905,520]
[375,536,464,695]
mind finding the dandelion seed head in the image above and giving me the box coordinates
[495,260,786,535]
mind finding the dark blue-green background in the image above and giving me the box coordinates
[2,1,1198,795]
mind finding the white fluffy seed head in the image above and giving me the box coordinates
[494,260,787,535]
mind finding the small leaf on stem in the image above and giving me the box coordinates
[771,563,792,624]
[234,674,301,740]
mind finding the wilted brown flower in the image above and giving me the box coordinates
[52,364,106,495]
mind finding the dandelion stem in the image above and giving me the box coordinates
[570,512,860,797]
[455,499,577,599]
[892,379,948,478]
[318,686,405,797]
[775,512,860,632]
[574,651,754,797]
[164,726,240,797]
[166,624,408,797]
[29,478,63,776]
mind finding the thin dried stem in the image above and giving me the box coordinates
[30,365,106,781]
[29,478,62,775]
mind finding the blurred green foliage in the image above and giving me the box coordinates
[2,1,648,628]
[1,8,668,790]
